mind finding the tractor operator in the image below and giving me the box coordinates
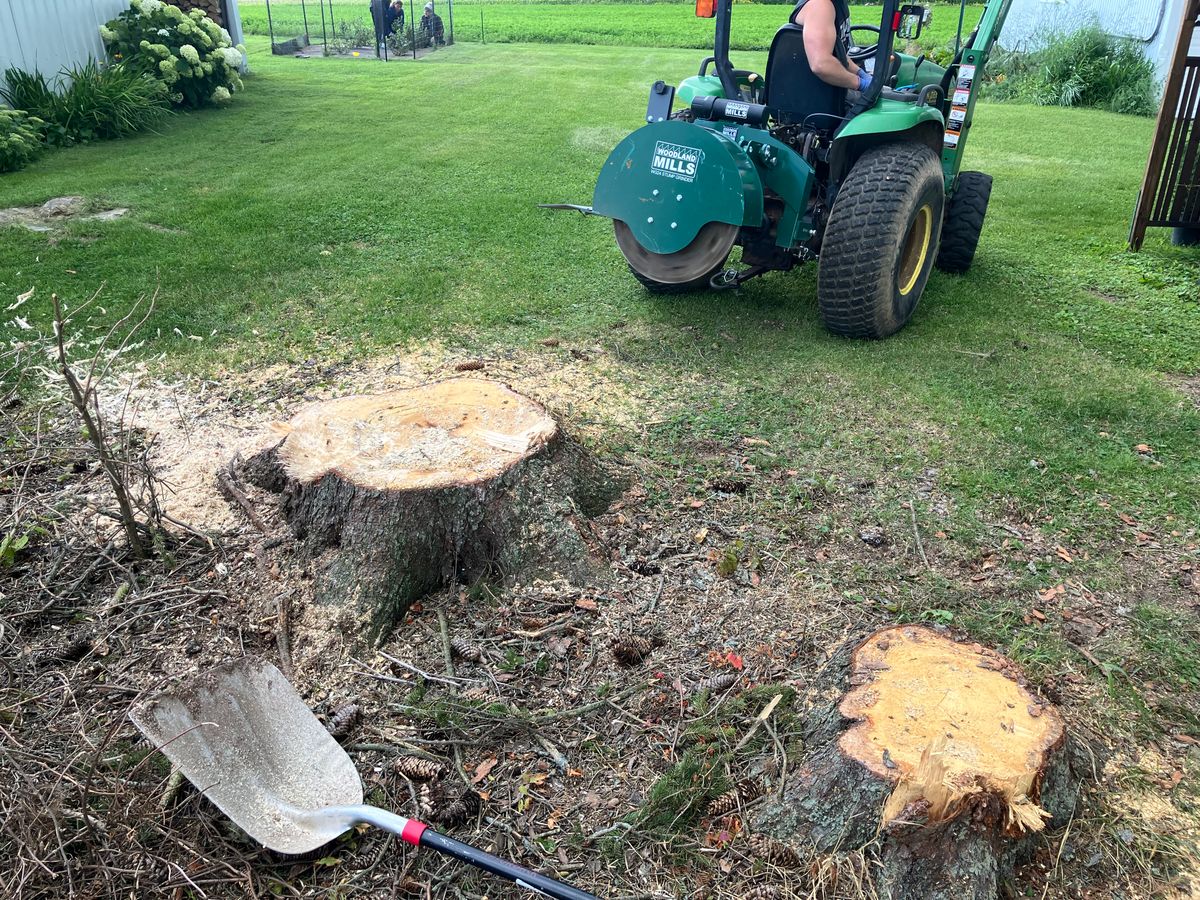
[790,0,872,94]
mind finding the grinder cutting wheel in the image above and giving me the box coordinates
[545,0,1011,338]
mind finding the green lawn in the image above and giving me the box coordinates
[3,36,1199,895]
[237,0,983,50]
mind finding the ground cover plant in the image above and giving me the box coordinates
[0,108,45,173]
[238,0,983,50]
[984,25,1159,115]
[1,37,1198,900]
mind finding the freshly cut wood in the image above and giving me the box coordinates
[237,379,607,640]
[756,625,1077,900]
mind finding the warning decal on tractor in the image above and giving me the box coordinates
[651,141,704,183]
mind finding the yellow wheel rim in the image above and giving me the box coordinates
[897,204,933,297]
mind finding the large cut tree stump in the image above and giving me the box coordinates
[239,379,609,640]
[757,625,1078,900]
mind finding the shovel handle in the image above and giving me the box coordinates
[419,829,599,900]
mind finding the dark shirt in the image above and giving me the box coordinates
[791,0,851,64]
[385,3,404,33]
[420,11,444,41]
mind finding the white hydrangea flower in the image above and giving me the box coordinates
[179,43,200,65]
[99,25,116,43]
[136,0,165,13]
[149,43,171,58]
[139,39,151,50]
[157,28,170,36]
[158,59,179,83]
[220,47,242,68]
[220,28,232,44]
[211,86,231,104]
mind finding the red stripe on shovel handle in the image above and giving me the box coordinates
[418,828,598,900]
[400,819,426,845]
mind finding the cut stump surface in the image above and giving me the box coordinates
[276,380,558,491]
[758,625,1076,900]
[842,626,1064,833]
[236,379,606,641]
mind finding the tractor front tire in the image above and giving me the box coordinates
[936,171,992,274]
[817,143,945,339]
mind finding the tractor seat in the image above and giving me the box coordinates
[764,24,846,130]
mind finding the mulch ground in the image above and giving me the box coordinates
[2,348,1197,900]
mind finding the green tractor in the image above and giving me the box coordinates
[548,0,1011,338]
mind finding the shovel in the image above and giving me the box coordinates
[130,656,598,900]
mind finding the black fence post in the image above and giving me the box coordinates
[480,7,484,43]
[409,0,417,59]
[319,0,328,54]
[447,0,453,44]
[265,0,277,51]
[300,0,310,44]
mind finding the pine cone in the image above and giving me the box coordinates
[327,703,360,740]
[459,685,495,703]
[693,672,740,696]
[741,887,779,899]
[454,359,485,372]
[450,636,483,663]
[432,786,481,827]
[707,777,764,817]
[520,615,552,629]
[418,783,437,818]
[748,833,804,869]
[611,634,655,665]
[394,755,446,781]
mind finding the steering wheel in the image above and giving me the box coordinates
[846,24,879,63]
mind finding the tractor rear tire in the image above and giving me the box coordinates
[936,171,992,274]
[817,144,945,339]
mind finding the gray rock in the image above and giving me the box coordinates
[40,196,87,217]
[87,208,129,221]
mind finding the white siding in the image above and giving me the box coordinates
[0,0,245,89]
[1001,0,1190,81]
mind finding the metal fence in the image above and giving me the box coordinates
[258,0,456,60]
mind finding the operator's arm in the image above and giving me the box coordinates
[798,0,863,91]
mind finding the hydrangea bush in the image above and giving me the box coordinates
[101,0,245,108]
[0,108,46,173]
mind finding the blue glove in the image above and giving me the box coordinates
[857,69,873,92]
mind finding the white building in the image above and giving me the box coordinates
[1,0,244,88]
[1002,0,1200,81]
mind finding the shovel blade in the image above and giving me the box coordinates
[129,656,362,855]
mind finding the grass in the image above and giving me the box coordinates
[3,32,1200,746]
[1,38,1196,519]
[2,35,1197,895]
[237,0,983,51]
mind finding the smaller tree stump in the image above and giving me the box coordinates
[757,625,1077,900]
[239,379,607,640]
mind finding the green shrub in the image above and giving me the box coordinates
[983,26,1159,116]
[101,0,245,108]
[0,108,46,173]
[2,60,170,145]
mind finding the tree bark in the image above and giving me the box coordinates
[757,625,1080,900]
[237,379,610,641]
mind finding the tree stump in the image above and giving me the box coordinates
[239,379,609,640]
[757,625,1077,900]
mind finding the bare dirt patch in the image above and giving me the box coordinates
[3,343,1198,900]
